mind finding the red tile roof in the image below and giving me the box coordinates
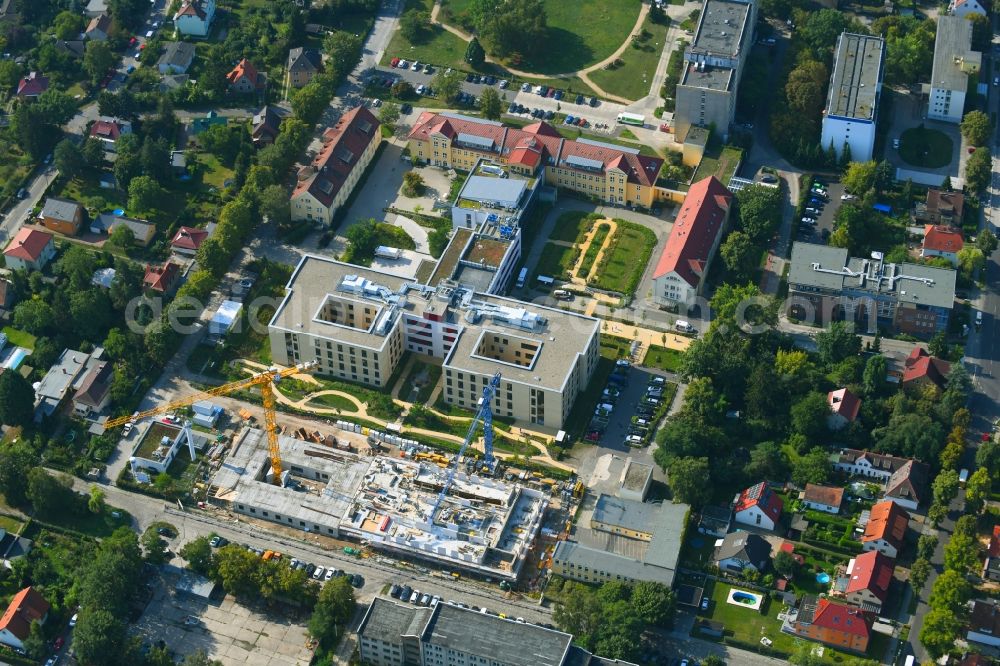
[176,0,209,19]
[804,483,845,509]
[862,501,909,551]
[990,525,1000,558]
[811,598,873,639]
[827,388,861,422]
[16,71,48,97]
[3,228,53,262]
[734,481,783,525]
[902,347,951,388]
[90,118,125,141]
[557,137,662,186]
[143,262,180,293]
[171,226,208,251]
[0,587,49,642]
[923,225,964,253]
[292,106,380,208]
[226,58,259,89]
[845,551,894,602]
[652,177,732,285]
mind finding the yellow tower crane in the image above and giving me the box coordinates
[104,361,317,484]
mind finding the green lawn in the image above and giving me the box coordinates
[197,152,235,188]
[2,327,36,350]
[692,144,744,183]
[579,223,610,277]
[441,0,643,74]
[550,211,601,243]
[382,0,471,70]
[588,15,670,101]
[590,221,656,294]
[701,582,795,653]
[533,242,577,281]
[600,333,634,359]
[399,360,443,404]
[899,127,954,168]
[307,394,359,412]
[642,345,684,372]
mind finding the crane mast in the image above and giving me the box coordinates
[427,372,501,522]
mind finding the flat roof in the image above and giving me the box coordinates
[826,33,885,121]
[592,494,659,534]
[359,597,432,643]
[554,540,676,586]
[690,0,752,58]
[459,176,526,209]
[622,459,653,492]
[932,15,979,92]
[423,602,571,666]
[679,64,733,91]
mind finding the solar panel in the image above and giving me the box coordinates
[576,137,640,155]
[336,147,355,163]
[456,133,495,150]
[357,119,373,134]
[317,180,334,194]
[565,155,604,171]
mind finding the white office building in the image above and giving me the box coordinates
[927,15,980,123]
[821,33,885,163]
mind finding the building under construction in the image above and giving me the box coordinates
[209,428,548,580]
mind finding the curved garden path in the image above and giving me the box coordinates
[428,0,649,102]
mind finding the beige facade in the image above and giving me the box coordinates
[675,83,737,143]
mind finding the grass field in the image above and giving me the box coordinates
[550,211,602,243]
[702,582,797,654]
[692,144,744,183]
[398,360,442,404]
[590,221,656,294]
[2,327,36,350]
[899,127,953,168]
[533,242,577,281]
[642,345,684,372]
[307,394,359,412]
[382,0,471,71]
[579,223,610,277]
[588,15,670,101]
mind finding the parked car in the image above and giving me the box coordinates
[391,57,400,67]
[521,82,531,91]
[324,568,336,582]
[554,89,563,100]
[841,193,855,201]
[801,217,817,225]
[499,79,509,88]
[575,94,585,104]
[313,566,326,580]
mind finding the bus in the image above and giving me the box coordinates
[515,267,527,288]
[616,112,645,127]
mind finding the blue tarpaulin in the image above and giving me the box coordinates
[873,203,892,214]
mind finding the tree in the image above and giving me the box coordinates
[976,229,998,256]
[23,619,45,660]
[74,609,128,666]
[213,545,260,597]
[84,40,116,84]
[735,185,782,241]
[719,230,757,280]
[180,536,214,575]
[791,447,832,486]
[747,441,790,481]
[379,101,401,132]
[13,299,55,335]
[433,69,465,103]
[290,83,328,124]
[88,485,105,514]
[54,138,84,180]
[631,582,676,628]
[345,218,381,259]
[391,80,414,99]
[842,161,878,195]
[943,531,980,574]
[259,184,291,227]
[791,392,832,440]
[0,442,38,506]
[976,439,1000,476]
[402,171,425,197]
[466,37,486,67]
[702,657,726,666]
[958,246,986,276]
[0,371,34,427]
[910,557,931,593]
[919,607,962,658]
[918,534,939,561]
[965,467,992,513]
[27,469,77,518]
[109,224,135,249]
[773,550,799,578]
[475,0,548,58]
[128,175,166,213]
[928,569,972,613]
[476,86,502,120]
[816,321,861,365]
[54,10,85,40]
[182,651,223,666]
[399,9,432,43]
[142,529,167,564]
[862,355,887,396]
[309,576,355,649]
[932,469,960,505]
[961,110,992,147]
[966,147,992,194]
[667,457,712,507]
[553,582,602,647]
[323,31,363,74]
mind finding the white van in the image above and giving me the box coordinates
[553,289,573,300]
[675,320,695,333]
[146,30,154,38]
[959,468,970,486]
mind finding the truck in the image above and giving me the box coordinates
[375,246,403,260]
[616,112,645,127]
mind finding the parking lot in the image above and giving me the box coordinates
[796,179,845,246]
[586,364,671,452]
[133,571,314,666]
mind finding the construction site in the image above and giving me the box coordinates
[208,426,549,581]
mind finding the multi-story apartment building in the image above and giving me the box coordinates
[673,0,757,141]
[821,33,885,162]
[407,113,663,209]
[291,106,381,225]
[928,15,980,123]
[787,242,956,336]
[268,255,600,430]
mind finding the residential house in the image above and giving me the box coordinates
[832,448,928,510]
[714,532,772,573]
[84,0,108,17]
[697,505,733,537]
[861,500,909,559]
[92,268,116,289]
[0,0,15,23]
[959,653,996,666]
[157,42,197,75]
[88,116,132,149]
[159,74,190,93]
[788,596,874,653]
[922,225,964,266]
[950,0,988,18]
[54,40,86,59]
[984,525,1000,582]
[171,151,187,174]
[85,13,112,41]
[0,587,49,653]
[914,189,964,225]
[732,481,783,531]
[902,346,952,390]
[143,261,181,295]
[287,47,323,88]
[968,600,1000,647]
[3,228,55,271]
[39,197,84,236]
[651,176,733,307]
[827,388,860,430]
[226,58,263,94]
[72,360,112,417]
[291,106,382,225]
[16,72,48,99]
[0,529,32,570]
[90,214,156,247]
[189,110,226,135]
[252,105,283,146]
[839,551,894,613]
[802,484,844,514]
[174,0,215,37]
[170,226,209,256]
[882,459,928,510]
[34,348,105,421]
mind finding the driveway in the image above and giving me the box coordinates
[797,180,843,245]
[883,89,962,181]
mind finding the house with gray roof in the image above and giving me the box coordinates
[788,242,956,336]
[714,531,772,573]
[158,42,197,75]
[34,348,105,422]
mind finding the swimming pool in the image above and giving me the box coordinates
[1,346,29,370]
[816,572,831,584]
[726,588,763,611]
[112,208,125,216]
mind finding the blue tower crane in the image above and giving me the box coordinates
[427,372,501,522]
